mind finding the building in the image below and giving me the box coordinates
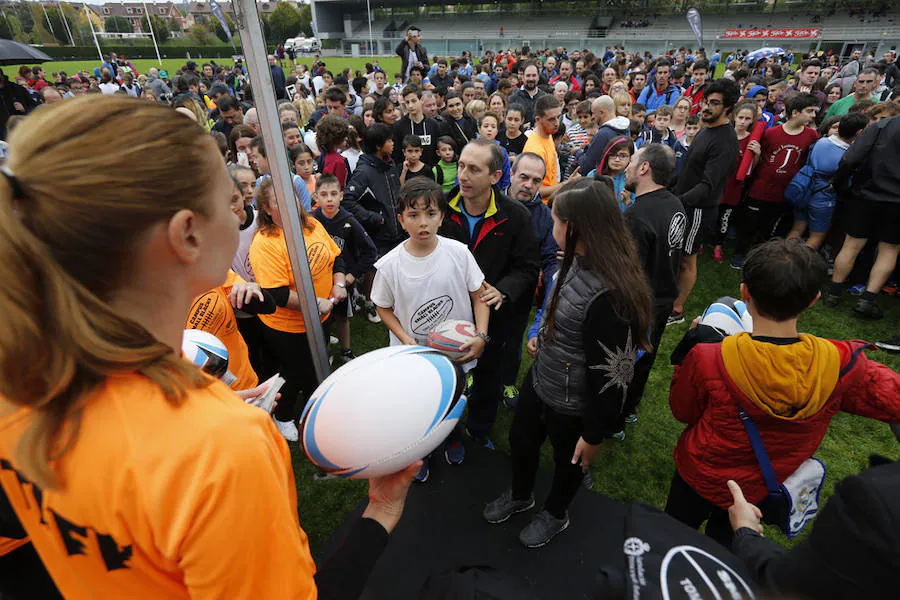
[183,1,280,29]
[95,1,185,33]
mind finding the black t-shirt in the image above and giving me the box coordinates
[625,188,687,306]
[672,123,739,209]
[500,131,528,157]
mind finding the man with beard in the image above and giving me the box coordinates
[522,95,567,200]
[784,59,826,122]
[510,62,547,125]
[667,79,739,326]
[620,144,685,426]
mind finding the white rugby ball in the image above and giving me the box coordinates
[182,329,235,385]
[699,296,753,337]
[299,346,467,478]
[427,319,477,360]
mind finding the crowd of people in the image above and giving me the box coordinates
[2,26,900,599]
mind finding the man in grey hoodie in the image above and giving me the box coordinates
[577,96,632,175]
[144,68,172,102]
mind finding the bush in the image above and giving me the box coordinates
[34,45,280,60]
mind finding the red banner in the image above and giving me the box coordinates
[723,28,820,39]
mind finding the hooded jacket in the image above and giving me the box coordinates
[341,153,401,252]
[578,116,631,176]
[832,115,900,205]
[670,333,900,509]
[312,207,378,279]
[636,81,683,115]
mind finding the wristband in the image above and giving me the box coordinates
[475,332,491,344]
[335,282,346,288]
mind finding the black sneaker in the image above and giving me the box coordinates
[340,348,357,362]
[730,254,744,270]
[875,337,900,353]
[854,298,884,320]
[582,470,593,489]
[483,490,535,524]
[822,289,842,307]
[665,311,685,327]
[518,510,570,548]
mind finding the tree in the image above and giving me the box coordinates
[297,3,313,38]
[211,12,237,43]
[44,6,72,45]
[105,16,133,34]
[267,2,304,44]
[186,23,213,45]
[0,13,21,40]
[140,13,171,43]
[14,2,34,36]
[168,17,183,35]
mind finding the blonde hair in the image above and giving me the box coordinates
[465,99,486,121]
[0,96,215,489]
[292,98,315,128]
[612,91,632,115]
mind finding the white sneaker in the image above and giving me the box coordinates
[329,336,339,345]
[365,302,381,323]
[274,418,299,442]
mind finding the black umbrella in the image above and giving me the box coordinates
[0,39,53,66]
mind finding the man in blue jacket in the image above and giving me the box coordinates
[637,59,683,115]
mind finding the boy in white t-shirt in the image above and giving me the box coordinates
[371,178,491,482]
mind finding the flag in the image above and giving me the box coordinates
[686,8,703,50]
[209,0,236,50]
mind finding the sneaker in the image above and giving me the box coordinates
[712,247,723,263]
[611,430,626,441]
[444,441,465,465]
[854,298,884,320]
[329,335,339,345]
[822,288,842,307]
[625,413,638,425]
[883,283,899,296]
[875,337,900,353]
[518,510,570,548]
[274,418,299,442]
[466,428,496,450]
[414,456,430,483]
[340,348,356,361]
[365,301,381,323]
[502,385,519,409]
[730,254,744,270]
[848,284,866,296]
[483,489,535,524]
[465,372,474,392]
[582,470,593,489]
[666,311,685,327]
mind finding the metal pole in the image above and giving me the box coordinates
[141,0,162,65]
[57,1,75,45]
[366,0,374,57]
[85,5,103,63]
[39,1,56,37]
[232,0,331,384]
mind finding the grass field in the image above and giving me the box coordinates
[295,249,900,554]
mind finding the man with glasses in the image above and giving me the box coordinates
[825,68,879,118]
[667,79,740,326]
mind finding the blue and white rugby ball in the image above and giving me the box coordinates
[182,329,236,386]
[300,346,467,479]
[699,296,753,337]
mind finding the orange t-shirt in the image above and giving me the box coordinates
[185,270,258,390]
[0,375,317,599]
[522,131,559,201]
[249,221,341,334]
[0,536,28,557]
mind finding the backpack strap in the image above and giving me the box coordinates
[737,407,781,493]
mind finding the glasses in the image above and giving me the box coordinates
[610,152,631,161]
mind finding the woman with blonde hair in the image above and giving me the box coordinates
[670,96,693,139]
[465,98,486,123]
[0,96,418,598]
[612,91,632,118]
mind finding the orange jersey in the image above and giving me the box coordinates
[185,270,258,390]
[0,536,28,557]
[0,375,317,599]
[249,222,340,333]
[522,132,559,201]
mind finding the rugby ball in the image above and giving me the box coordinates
[698,296,753,337]
[427,319,477,360]
[299,346,467,478]
[182,329,236,386]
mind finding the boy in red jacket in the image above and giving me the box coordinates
[665,238,900,547]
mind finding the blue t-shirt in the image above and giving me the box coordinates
[459,201,484,238]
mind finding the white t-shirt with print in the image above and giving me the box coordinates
[371,236,484,348]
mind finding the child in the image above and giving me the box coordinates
[500,104,527,157]
[290,143,318,201]
[673,114,701,176]
[565,100,594,150]
[433,136,459,194]
[665,239,900,547]
[315,115,351,189]
[732,92,821,269]
[399,135,434,184]
[312,174,378,361]
[370,178,490,481]
[595,136,635,211]
[248,136,313,212]
[466,99,486,123]
[341,115,364,173]
[714,101,761,263]
[282,120,303,149]
[631,102,647,128]
[635,104,677,149]
[484,178,653,548]
[477,111,511,189]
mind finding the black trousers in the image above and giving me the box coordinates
[664,471,734,548]
[501,306,533,388]
[734,197,791,256]
[623,303,672,417]
[510,370,585,519]
[237,315,271,380]
[716,205,737,246]
[467,311,519,439]
[261,322,324,422]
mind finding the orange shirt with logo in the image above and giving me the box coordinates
[185,270,258,390]
[0,375,317,599]
[249,221,340,334]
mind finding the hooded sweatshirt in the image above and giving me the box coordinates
[578,116,631,176]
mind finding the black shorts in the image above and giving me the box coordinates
[845,198,900,245]
[683,206,718,255]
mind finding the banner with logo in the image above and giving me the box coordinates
[209,0,236,50]
[686,9,703,50]
[724,28,820,39]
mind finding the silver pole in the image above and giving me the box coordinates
[39,0,56,37]
[140,0,162,65]
[232,0,331,384]
[84,5,103,63]
[57,1,75,46]
[366,0,374,57]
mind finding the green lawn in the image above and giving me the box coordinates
[295,250,899,553]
